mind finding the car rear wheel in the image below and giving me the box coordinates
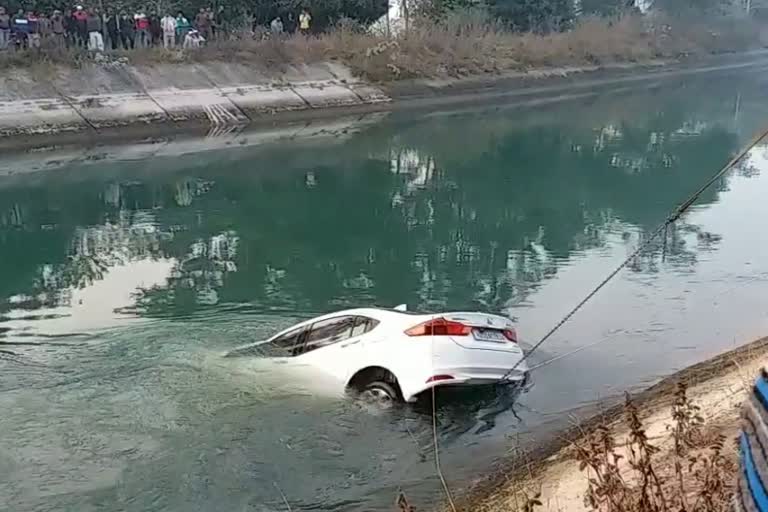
[361,381,400,407]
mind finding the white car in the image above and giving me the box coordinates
[226,305,529,403]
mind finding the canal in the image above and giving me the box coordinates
[2,69,768,511]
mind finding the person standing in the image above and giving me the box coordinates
[298,8,311,34]
[51,10,66,47]
[215,5,227,37]
[183,28,203,48]
[12,9,29,49]
[0,7,10,50]
[86,8,103,51]
[194,8,209,41]
[149,13,161,46]
[119,12,134,49]
[205,7,216,40]
[134,12,149,47]
[285,12,296,33]
[64,9,75,47]
[37,12,53,42]
[270,17,283,35]
[175,11,190,45]
[24,10,39,48]
[33,12,43,47]
[106,9,120,49]
[160,12,175,48]
[73,5,88,47]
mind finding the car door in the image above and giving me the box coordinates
[299,316,355,355]
[299,315,381,380]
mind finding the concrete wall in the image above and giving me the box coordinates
[3,50,768,143]
[0,61,391,138]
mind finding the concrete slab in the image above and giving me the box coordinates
[282,63,337,83]
[0,97,88,137]
[130,63,216,90]
[145,87,248,123]
[345,84,391,104]
[52,65,168,128]
[131,64,248,123]
[291,82,362,108]
[322,61,358,82]
[221,84,307,114]
[193,62,280,86]
[72,92,168,128]
[0,72,87,136]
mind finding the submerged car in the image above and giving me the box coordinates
[226,306,529,403]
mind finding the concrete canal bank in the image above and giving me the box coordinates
[0,60,389,138]
[3,50,768,147]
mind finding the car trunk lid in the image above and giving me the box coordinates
[441,312,518,351]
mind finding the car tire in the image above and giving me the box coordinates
[361,380,400,406]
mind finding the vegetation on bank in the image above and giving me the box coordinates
[468,337,768,512]
[1,11,765,81]
[570,386,735,512]
[497,385,738,512]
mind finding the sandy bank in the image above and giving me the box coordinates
[2,50,768,149]
[468,336,768,511]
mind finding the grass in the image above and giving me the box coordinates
[569,384,736,512]
[0,13,765,81]
[461,383,738,512]
[461,337,768,512]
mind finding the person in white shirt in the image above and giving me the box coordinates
[299,9,311,34]
[270,17,283,35]
[161,13,176,48]
[183,28,204,48]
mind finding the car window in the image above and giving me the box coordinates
[350,316,379,337]
[303,316,356,353]
[270,327,306,357]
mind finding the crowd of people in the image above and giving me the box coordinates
[0,4,313,52]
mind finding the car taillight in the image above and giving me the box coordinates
[426,374,455,383]
[503,328,518,343]
[405,318,471,337]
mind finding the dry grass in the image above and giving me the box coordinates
[464,338,768,512]
[0,13,764,81]
[569,384,736,512]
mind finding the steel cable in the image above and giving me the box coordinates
[498,126,768,383]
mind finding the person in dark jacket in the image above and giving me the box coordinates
[86,8,103,51]
[64,10,76,47]
[106,9,120,49]
[72,5,88,47]
[148,13,161,46]
[119,13,134,49]
[26,10,40,49]
[0,7,11,50]
[12,9,29,49]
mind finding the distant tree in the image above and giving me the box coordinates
[486,0,573,31]
[652,0,746,16]
[580,0,632,15]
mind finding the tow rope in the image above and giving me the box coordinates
[498,125,768,383]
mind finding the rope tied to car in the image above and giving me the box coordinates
[497,124,768,383]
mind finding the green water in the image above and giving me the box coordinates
[2,70,768,511]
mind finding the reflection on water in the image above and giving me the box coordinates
[2,71,768,511]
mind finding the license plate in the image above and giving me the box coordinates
[472,329,507,343]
